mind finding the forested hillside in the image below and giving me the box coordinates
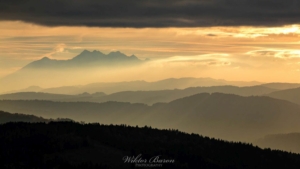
[1,122,300,169]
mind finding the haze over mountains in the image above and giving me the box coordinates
[0,50,147,93]
[0,85,277,105]
[24,50,144,69]
[260,83,300,90]
[2,49,300,155]
[4,0,300,166]
[4,49,300,96]
[2,80,300,153]
[2,93,300,143]
[4,80,300,106]
[3,77,262,95]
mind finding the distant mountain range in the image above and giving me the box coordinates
[1,93,300,142]
[23,50,144,69]
[260,83,300,90]
[5,77,300,96]
[4,77,262,95]
[0,85,277,105]
[0,50,146,93]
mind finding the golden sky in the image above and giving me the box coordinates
[1,21,300,83]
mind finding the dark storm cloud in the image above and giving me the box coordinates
[0,0,300,27]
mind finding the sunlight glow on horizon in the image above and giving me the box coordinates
[0,21,300,84]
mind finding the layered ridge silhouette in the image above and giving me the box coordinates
[0,85,276,105]
[1,93,300,142]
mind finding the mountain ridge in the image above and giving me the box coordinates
[0,85,277,105]
[23,50,144,69]
[1,93,300,142]
[3,77,262,95]
[0,110,73,124]
[267,87,300,105]
[0,50,146,93]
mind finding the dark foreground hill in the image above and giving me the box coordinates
[1,122,300,169]
[0,110,49,123]
[1,93,300,142]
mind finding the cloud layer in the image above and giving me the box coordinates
[1,0,300,27]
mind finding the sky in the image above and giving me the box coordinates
[1,0,300,83]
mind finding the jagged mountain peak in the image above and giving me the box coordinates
[22,50,143,69]
[74,49,104,58]
[40,56,51,60]
[107,51,128,57]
